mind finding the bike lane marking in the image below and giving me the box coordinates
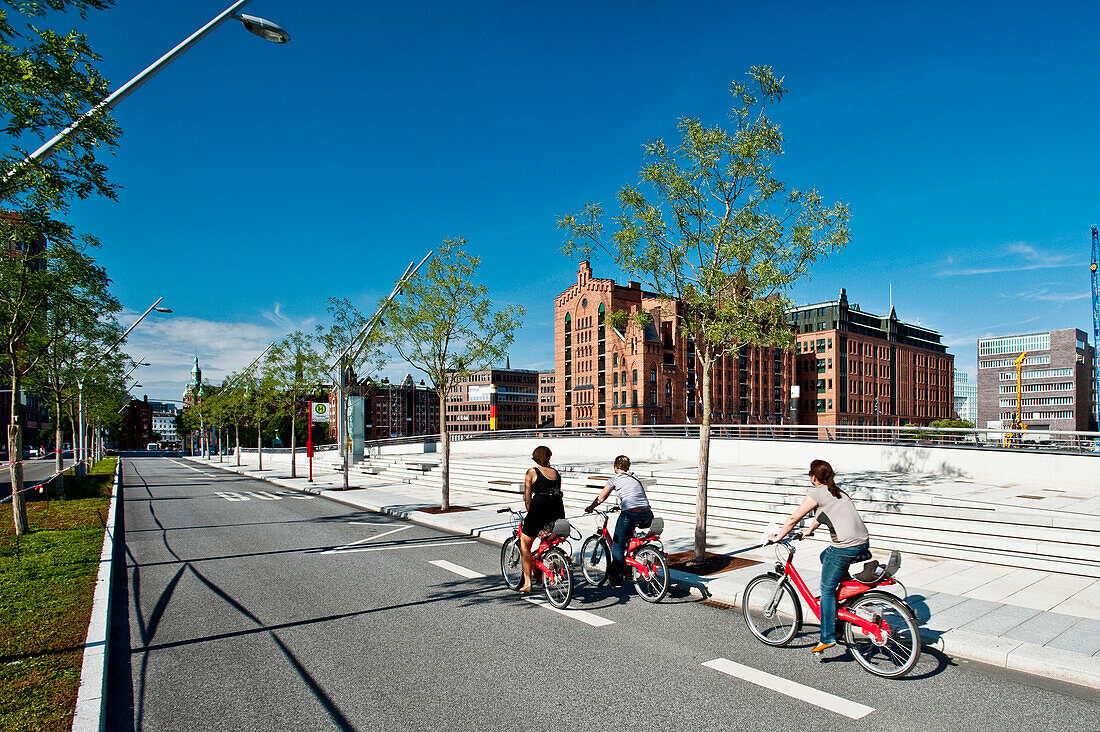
[522,597,615,627]
[702,658,874,720]
[428,559,486,579]
[321,526,411,554]
[329,540,474,554]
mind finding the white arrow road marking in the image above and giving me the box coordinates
[702,658,874,720]
[322,525,411,553]
[523,597,615,627]
[429,560,487,579]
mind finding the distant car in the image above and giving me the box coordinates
[146,443,159,451]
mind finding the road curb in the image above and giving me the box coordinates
[71,459,121,732]
[189,457,1100,691]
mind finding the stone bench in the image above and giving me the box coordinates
[406,461,437,472]
[487,479,525,494]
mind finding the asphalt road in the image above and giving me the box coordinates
[106,458,1100,731]
[0,454,67,491]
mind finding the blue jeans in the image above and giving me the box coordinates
[612,507,653,563]
[819,543,871,644]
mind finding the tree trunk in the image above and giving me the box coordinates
[235,422,240,466]
[290,409,297,479]
[9,373,28,535]
[54,397,65,499]
[694,352,714,560]
[439,393,449,511]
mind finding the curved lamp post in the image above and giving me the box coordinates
[4,1,289,183]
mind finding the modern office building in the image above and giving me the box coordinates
[553,261,793,428]
[538,371,556,427]
[446,368,539,433]
[976,329,1096,432]
[953,370,977,424]
[360,374,439,440]
[786,289,954,426]
[148,401,179,445]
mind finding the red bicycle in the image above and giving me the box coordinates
[579,506,669,603]
[497,507,575,609]
[741,532,921,678]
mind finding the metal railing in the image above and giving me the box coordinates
[356,424,1100,455]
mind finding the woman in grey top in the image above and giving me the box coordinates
[770,459,871,655]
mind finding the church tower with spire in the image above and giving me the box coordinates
[183,356,202,407]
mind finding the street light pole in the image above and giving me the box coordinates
[3,1,289,187]
[78,300,170,471]
[330,252,432,491]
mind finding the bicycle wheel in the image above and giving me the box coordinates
[631,545,670,603]
[580,535,610,586]
[500,536,522,590]
[842,591,921,678]
[741,574,802,647]
[541,547,574,609]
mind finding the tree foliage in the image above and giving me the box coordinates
[558,67,850,557]
[384,238,524,509]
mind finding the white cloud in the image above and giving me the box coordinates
[938,241,1075,276]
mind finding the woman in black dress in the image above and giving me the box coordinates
[518,445,565,593]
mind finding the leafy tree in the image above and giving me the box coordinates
[0,0,120,535]
[559,67,850,558]
[385,238,524,510]
[266,331,327,478]
[29,246,120,495]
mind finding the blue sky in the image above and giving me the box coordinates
[58,1,1099,402]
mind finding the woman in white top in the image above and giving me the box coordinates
[770,459,871,655]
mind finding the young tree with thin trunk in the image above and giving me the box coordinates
[0,0,120,534]
[559,67,850,559]
[384,238,524,510]
[267,331,327,478]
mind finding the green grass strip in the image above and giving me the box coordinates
[0,457,117,731]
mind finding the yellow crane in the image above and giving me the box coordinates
[1002,351,1027,447]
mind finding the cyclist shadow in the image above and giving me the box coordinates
[569,579,702,609]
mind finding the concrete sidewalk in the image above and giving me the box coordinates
[184,451,1100,690]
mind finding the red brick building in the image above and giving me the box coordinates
[787,289,954,426]
[554,262,793,428]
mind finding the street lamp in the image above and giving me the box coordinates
[78,299,170,469]
[3,1,290,185]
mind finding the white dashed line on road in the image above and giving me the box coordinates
[428,559,486,579]
[321,526,411,554]
[246,491,282,500]
[326,540,476,554]
[523,597,615,627]
[215,492,250,502]
[170,460,207,473]
[702,658,874,720]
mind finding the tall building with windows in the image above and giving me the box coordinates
[148,401,179,445]
[786,289,954,426]
[953,370,977,424]
[446,368,538,433]
[976,329,1095,432]
[553,262,792,428]
[538,371,556,426]
[359,374,439,440]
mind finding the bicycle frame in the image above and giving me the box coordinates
[770,539,898,643]
[588,509,663,579]
[507,510,570,582]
